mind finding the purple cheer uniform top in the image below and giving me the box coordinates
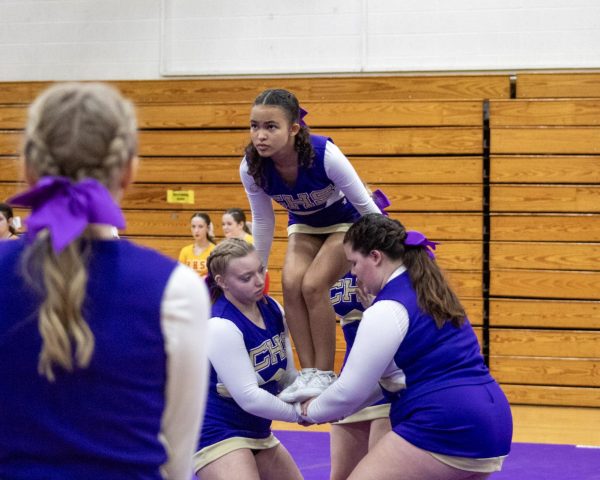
[307,267,513,472]
[240,134,381,266]
[193,294,298,472]
[0,238,210,480]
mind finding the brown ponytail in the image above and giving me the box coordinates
[344,214,466,328]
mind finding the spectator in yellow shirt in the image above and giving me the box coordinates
[179,212,216,277]
[222,208,253,245]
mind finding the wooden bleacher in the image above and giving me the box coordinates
[0,75,510,104]
[0,73,598,407]
[489,74,600,408]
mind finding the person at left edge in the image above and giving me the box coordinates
[0,82,211,480]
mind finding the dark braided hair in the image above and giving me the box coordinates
[244,89,314,189]
[344,214,466,328]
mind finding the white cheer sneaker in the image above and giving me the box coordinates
[278,368,317,403]
[300,370,337,400]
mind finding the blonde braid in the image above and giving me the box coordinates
[33,238,93,381]
[23,132,61,177]
[206,239,255,302]
[22,83,137,381]
[207,238,255,278]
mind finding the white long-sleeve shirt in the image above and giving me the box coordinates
[159,264,211,479]
[207,301,300,423]
[305,267,409,424]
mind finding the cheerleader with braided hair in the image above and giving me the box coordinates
[195,238,301,480]
[300,214,513,480]
[0,83,210,479]
[241,88,381,403]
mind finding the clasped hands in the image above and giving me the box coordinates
[293,397,316,426]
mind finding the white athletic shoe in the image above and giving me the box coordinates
[278,368,317,403]
[296,370,338,402]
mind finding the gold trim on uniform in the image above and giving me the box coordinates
[287,222,353,236]
[339,312,362,327]
[193,434,280,471]
[428,452,507,473]
[333,403,391,425]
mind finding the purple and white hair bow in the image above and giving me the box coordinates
[9,176,125,253]
[371,189,391,216]
[299,107,308,127]
[404,230,438,259]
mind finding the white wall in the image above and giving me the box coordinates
[161,0,366,75]
[0,0,161,81]
[365,0,600,71]
[1,0,600,81]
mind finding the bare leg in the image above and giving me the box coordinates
[368,417,392,450]
[255,443,303,480]
[330,422,370,480]
[282,233,324,368]
[198,449,260,480]
[330,416,391,480]
[302,232,350,371]
[349,431,492,480]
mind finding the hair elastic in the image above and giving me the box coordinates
[404,230,438,259]
[299,107,308,127]
[9,176,125,253]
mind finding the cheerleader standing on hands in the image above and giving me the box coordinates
[240,88,381,402]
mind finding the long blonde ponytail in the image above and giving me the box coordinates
[21,83,137,381]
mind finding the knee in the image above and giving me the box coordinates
[301,275,327,301]
[282,271,304,300]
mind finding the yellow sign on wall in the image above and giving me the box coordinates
[167,190,195,204]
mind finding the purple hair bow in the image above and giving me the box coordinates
[371,189,391,216]
[404,230,438,259]
[9,176,125,253]
[299,107,308,127]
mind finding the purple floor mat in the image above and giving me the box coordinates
[275,429,600,480]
